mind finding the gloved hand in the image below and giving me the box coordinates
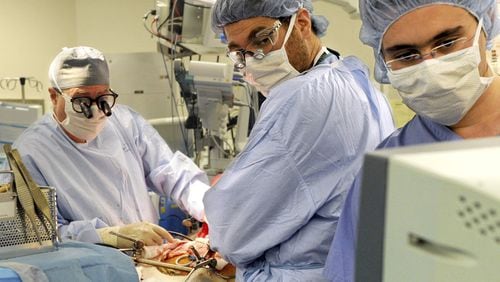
[184,180,210,222]
[97,222,176,248]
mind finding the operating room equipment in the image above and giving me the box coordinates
[173,59,257,172]
[0,102,42,154]
[157,194,190,235]
[355,137,500,282]
[145,0,225,59]
[139,1,258,172]
[106,52,193,156]
[0,145,58,259]
[0,77,43,104]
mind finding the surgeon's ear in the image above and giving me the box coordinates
[296,8,313,39]
[48,88,59,107]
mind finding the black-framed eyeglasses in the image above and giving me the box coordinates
[227,20,282,70]
[61,89,119,118]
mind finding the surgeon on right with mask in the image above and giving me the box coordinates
[324,0,500,281]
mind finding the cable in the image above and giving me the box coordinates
[143,17,156,36]
[141,5,202,159]
[158,16,183,31]
[228,112,236,153]
[168,230,193,241]
[158,40,191,155]
[233,82,257,113]
[210,134,234,157]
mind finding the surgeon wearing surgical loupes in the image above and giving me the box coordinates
[10,46,210,249]
[203,0,395,281]
[324,1,500,281]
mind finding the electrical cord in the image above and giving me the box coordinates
[158,16,182,31]
[210,134,234,157]
[155,6,192,156]
[159,45,192,155]
[168,230,193,241]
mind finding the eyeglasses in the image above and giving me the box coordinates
[61,90,119,118]
[385,37,471,71]
[227,20,282,70]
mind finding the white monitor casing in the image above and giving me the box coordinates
[356,137,500,282]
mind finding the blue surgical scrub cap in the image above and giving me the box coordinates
[359,0,500,83]
[49,46,109,91]
[212,0,329,37]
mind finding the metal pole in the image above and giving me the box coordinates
[19,77,26,103]
[135,257,193,272]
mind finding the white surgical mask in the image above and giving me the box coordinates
[244,13,300,96]
[56,93,107,142]
[387,18,493,126]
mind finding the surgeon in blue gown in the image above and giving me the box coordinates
[203,0,395,281]
[324,1,500,281]
[10,46,210,248]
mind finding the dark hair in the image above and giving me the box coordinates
[277,14,319,35]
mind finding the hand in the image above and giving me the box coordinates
[98,222,176,248]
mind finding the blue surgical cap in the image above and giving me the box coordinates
[359,0,500,83]
[49,46,109,91]
[212,0,329,37]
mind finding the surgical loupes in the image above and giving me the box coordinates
[99,100,112,116]
[79,100,93,119]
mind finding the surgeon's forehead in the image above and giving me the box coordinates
[382,4,476,50]
[224,16,278,49]
[63,85,109,96]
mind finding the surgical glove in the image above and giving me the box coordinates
[97,222,176,248]
[183,179,210,222]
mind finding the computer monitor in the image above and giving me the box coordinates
[0,102,42,144]
[0,102,42,167]
[356,137,500,282]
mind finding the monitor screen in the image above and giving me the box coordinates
[0,102,42,144]
[0,102,42,167]
[356,137,500,282]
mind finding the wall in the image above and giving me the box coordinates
[74,0,157,53]
[0,0,76,111]
[314,1,375,78]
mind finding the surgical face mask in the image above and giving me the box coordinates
[244,13,300,96]
[56,93,107,142]
[387,19,493,126]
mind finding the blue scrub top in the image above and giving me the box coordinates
[323,115,462,282]
[204,54,395,281]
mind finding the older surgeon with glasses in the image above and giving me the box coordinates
[324,1,500,281]
[202,0,395,281]
[9,46,210,249]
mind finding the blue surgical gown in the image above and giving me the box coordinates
[323,115,463,282]
[11,105,209,243]
[0,241,138,282]
[203,55,395,281]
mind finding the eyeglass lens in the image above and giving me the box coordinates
[386,37,469,71]
[71,93,118,115]
[227,20,282,69]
